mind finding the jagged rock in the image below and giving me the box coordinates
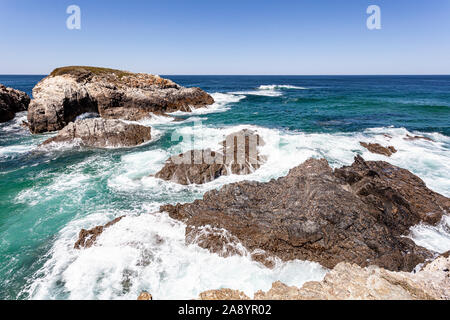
[27,66,214,133]
[360,142,397,156]
[137,292,153,300]
[42,118,151,148]
[74,216,125,249]
[199,289,250,300]
[161,156,449,272]
[155,129,266,185]
[404,134,434,142]
[0,84,30,123]
[200,255,450,300]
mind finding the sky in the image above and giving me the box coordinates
[0,0,449,75]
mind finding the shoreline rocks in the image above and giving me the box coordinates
[155,129,266,185]
[199,255,450,300]
[0,84,30,123]
[74,216,125,249]
[42,118,151,148]
[161,156,449,272]
[27,66,214,133]
[360,142,397,157]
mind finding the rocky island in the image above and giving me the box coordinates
[27,66,214,134]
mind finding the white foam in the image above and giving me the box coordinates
[230,90,283,97]
[258,84,309,90]
[27,210,327,300]
[0,111,28,133]
[409,215,450,254]
[170,92,245,116]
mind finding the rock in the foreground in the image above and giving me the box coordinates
[200,255,450,300]
[161,156,449,271]
[155,129,266,185]
[0,84,30,123]
[42,118,151,148]
[28,66,214,133]
[74,216,125,249]
[360,142,397,157]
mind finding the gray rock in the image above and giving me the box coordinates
[0,84,30,123]
[155,129,266,185]
[28,66,214,133]
[161,156,449,272]
[42,118,151,148]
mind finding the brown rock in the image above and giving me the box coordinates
[137,292,153,300]
[74,216,125,249]
[404,134,434,142]
[199,289,250,300]
[360,142,397,156]
[155,129,266,185]
[200,255,450,300]
[41,118,151,148]
[27,66,214,133]
[0,84,30,123]
[161,156,449,272]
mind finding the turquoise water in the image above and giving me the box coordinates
[0,75,449,300]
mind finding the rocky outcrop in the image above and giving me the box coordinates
[404,134,434,142]
[360,142,397,157]
[200,255,450,300]
[42,118,151,148]
[0,84,30,123]
[137,292,153,300]
[161,156,449,272]
[74,216,125,249]
[27,66,214,133]
[155,130,266,185]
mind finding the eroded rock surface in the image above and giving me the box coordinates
[162,156,449,271]
[42,118,151,148]
[155,129,266,185]
[28,66,214,133]
[0,84,30,123]
[200,255,450,300]
[360,142,397,157]
[74,216,125,249]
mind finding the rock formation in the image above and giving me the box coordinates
[42,118,151,148]
[0,84,30,123]
[161,156,449,272]
[27,66,214,133]
[137,292,153,300]
[404,134,434,142]
[199,255,450,300]
[74,216,125,249]
[360,142,397,157]
[155,129,266,185]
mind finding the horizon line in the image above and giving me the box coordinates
[1,74,450,77]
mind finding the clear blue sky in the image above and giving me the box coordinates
[0,0,449,75]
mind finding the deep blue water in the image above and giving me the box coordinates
[0,75,449,300]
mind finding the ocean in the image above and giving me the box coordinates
[0,75,449,300]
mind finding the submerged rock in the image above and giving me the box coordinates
[155,129,266,185]
[200,255,450,300]
[360,142,397,157]
[42,118,151,148]
[0,84,30,123]
[27,66,214,133]
[161,156,449,272]
[74,216,125,249]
